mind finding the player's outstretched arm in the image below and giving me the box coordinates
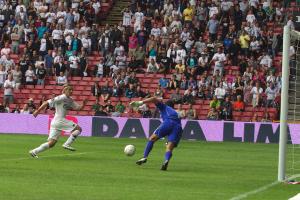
[141,97,162,104]
[130,97,162,108]
[33,101,49,118]
[73,99,87,111]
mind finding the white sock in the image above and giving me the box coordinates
[64,130,80,146]
[32,142,49,154]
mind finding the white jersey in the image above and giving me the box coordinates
[47,94,80,120]
[47,94,80,140]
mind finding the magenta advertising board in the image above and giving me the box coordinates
[0,113,300,144]
[0,113,92,136]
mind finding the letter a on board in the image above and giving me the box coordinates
[182,121,206,141]
[120,119,146,138]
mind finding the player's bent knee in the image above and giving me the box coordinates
[48,139,57,148]
[72,125,82,137]
[166,142,175,151]
[149,134,159,141]
[76,125,82,133]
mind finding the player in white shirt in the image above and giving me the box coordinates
[29,85,87,158]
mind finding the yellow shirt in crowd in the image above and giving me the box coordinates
[239,34,250,49]
[183,7,194,21]
[175,63,186,73]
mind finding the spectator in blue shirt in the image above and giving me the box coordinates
[125,84,136,99]
[37,22,47,40]
[44,50,54,76]
[159,74,169,89]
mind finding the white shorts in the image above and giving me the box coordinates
[48,118,77,141]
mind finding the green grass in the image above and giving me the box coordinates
[0,134,299,200]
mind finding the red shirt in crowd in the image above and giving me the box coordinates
[233,101,245,111]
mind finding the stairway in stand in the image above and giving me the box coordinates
[101,0,131,25]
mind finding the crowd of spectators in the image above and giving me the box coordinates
[0,0,294,122]
[90,0,289,121]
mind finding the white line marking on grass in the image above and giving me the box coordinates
[0,152,93,162]
[230,174,300,200]
[229,181,279,200]
[289,193,300,200]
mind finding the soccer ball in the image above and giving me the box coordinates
[124,145,136,156]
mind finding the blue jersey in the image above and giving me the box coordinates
[156,102,180,122]
[154,102,182,146]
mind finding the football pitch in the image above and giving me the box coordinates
[0,134,299,200]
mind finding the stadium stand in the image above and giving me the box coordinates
[0,0,293,122]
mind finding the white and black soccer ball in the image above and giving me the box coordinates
[124,144,136,156]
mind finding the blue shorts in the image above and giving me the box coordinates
[154,120,182,147]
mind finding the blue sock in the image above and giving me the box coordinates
[143,141,154,158]
[165,151,172,161]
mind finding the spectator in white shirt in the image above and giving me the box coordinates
[20,104,30,114]
[1,54,15,72]
[249,0,259,9]
[134,7,144,32]
[79,22,91,36]
[97,59,104,77]
[170,15,182,32]
[73,8,80,23]
[265,83,277,107]
[1,42,11,60]
[150,24,161,37]
[287,16,295,30]
[45,8,56,23]
[175,45,186,64]
[92,0,101,14]
[39,34,47,56]
[208,3,219,18]
[0,65,6,88]
[23,23,33,42]
[147,58,159,73]
[266,71,276,84]
[52,25,63,47]
[114,41,125,56]
[221,0,233,14]
[246,10,256,24]
[56,71,68,86]
[180,27,190,43]
[259,52,272,69]
[68,51,80,76]
[251,81,263,108]
[56,7,66,24]
[3,74,15,106]
[215,82,226,101]
[15,2,26,14]
[25,65,35,85]
[211,47,226,76]
[81,34,91,54]
[116,51,127,69]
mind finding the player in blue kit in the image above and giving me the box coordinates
[130,97,182,170]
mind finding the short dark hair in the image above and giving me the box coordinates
[165,100,174,108]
